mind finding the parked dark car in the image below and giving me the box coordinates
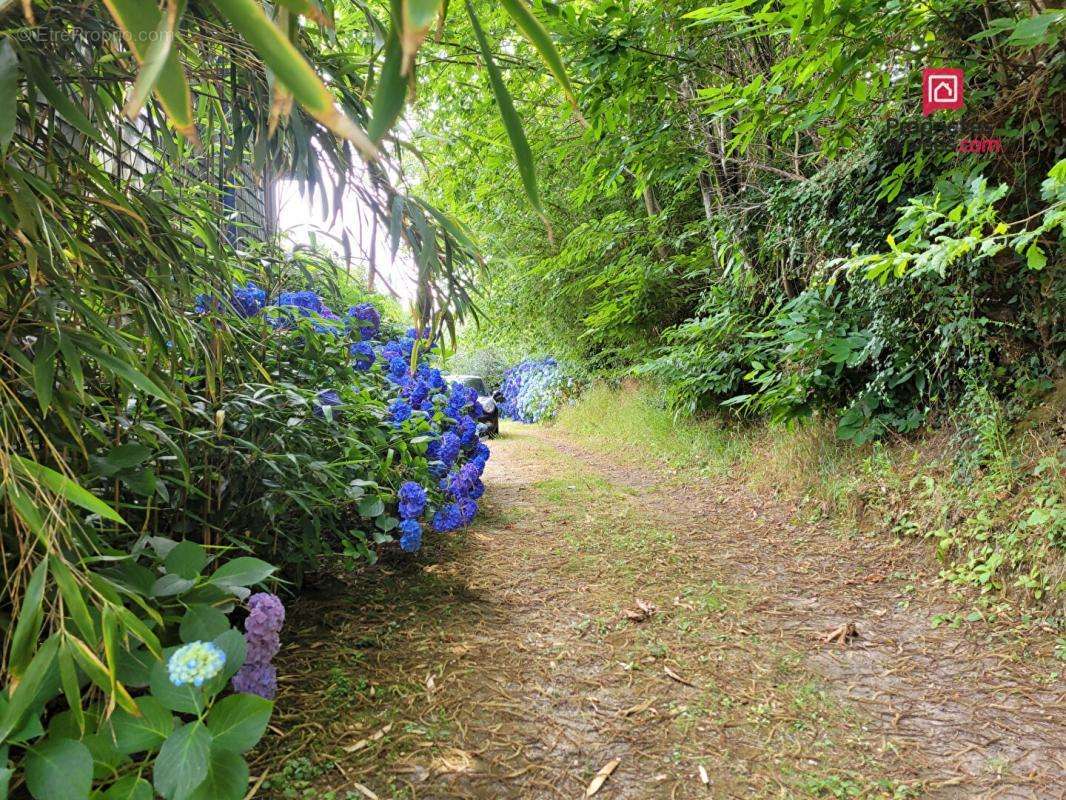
[447,374,501,437]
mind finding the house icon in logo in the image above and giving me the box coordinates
[922,68,964,115]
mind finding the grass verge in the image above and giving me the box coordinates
[553,382,1065,618]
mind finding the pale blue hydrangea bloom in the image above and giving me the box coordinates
[168,641,226,687]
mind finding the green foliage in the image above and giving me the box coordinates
[427,0,1062,446]
[0,4,500,795]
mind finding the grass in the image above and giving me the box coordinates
[553,382,1065,615]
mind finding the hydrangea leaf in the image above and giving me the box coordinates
[186,747,249,800]
[153,721,211,800]
[205,694,273,753]
[179,606,230,643]
[24,737,93,800]
[208,557,276,589]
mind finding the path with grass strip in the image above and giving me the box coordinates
[255,423,1065,800]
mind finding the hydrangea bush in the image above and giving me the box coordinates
[3,275,489,800]
[195,282,491,563]
[500,358,574,423]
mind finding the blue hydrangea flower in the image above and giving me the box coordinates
[168,641,226,687]
[276,290,324,315]
[350,340,375,370]
[312,304,343,335]
[438,432,461,467]
[398,481,427,519]
[231,283,267,318]
[314,390,342,418]
[447,463,480,498]
[389,398,413,424]
[194,294,219,315]
[387,356,409,382]
[457,416,478,448]
[500,358,570,423]
[347,303,381,339]
[457,497,478,527]
[405,380,430,407]
[432,503,462,533]
[399,519,423,553]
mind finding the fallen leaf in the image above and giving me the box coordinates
[585,758,621,797]
[623,598,657,622]
[698,764,709,784]
[344,723,393,753]
[664,666,695,687]
[350,784,379,800]
[817,622,859,646]
[620,698,654,717]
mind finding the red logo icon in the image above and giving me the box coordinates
[922,68,964,115]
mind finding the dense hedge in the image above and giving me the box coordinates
[0,268,491,799]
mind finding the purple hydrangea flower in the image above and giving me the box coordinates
[243,593,284,664]
[232,593,285,699]
[231,662,277,700]
[246,593,285,638]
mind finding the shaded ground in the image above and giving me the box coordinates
[254,423,1065,800]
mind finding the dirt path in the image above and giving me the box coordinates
[255,424,1066,800]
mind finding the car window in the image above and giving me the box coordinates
[464,377,488,395]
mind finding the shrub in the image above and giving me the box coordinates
[0,267,491,799]
[500,358,575,423]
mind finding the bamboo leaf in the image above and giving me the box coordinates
[0,36,17,152]
[51,558,96,643]
[57,642,85,735]
[368,12,406,142]
[78,342,175,406]
[499,0,579,111]
[5,483,50,547]
[32,333,58,416]
[123,0,186,121]
[0,635,60,743]
[101,0,198,140]
[8,558,48,678]
[209,0,377,158]
[69,636,141,715]
[465,0,548,225]
[401,0,441,75]
[275,0,331,26]
[17,52,104,145]
[10,454,125,524]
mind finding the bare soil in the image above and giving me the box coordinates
[254,423,1066,800]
